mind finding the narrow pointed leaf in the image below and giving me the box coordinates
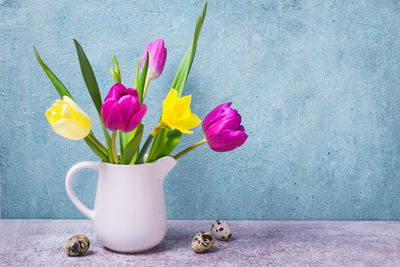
[171,1,207,97]
[111,54,121,82]
[134,60,140,89]
[74,39,113,162]
[74,39,103,115]
[137,52,148,103]
[33,47,74,100]
[109,67,119,83]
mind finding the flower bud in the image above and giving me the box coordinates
[101,83,147,132]
[203,103,248,152]
[46,96,92,140]
[140,39,167,80]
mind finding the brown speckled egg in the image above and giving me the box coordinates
[64,234,90,256]
[191,232,214,253]
[211,220,232,241]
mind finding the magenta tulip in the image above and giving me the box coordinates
[101,83,147,132]
[202,103,248,152]
[140,39,167,80]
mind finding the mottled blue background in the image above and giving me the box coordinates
[1,0,400,219]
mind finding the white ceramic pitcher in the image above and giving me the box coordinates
[65,156,177,253]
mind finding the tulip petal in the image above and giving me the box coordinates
[120,87,139,98]
[46,107,58,125]
[105,83,127,101]
[207,128,248,152]
[149,39,167,79]
[101,99,123,131]
[140,39,167,79]
[102,83,145,132]
[51,118,91,140]
[63,96,92,129]
[123,104,147,132]
[205,111,241,139]
[202,102,232,132]
[118,94,141,129]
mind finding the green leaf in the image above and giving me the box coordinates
[111,54,121,82]
[126,129,137,143]
[137,52,148,103]
[120,124,144,164]
[74,39,113,162]
[171,1,207,97]
[84,136,108,162]
[109,67,119,83]
[146,128,168,163]
[129,150,139,164]
[33,47,74,100]
[157,129,183,158]
[73,39,103,115]
[134,60,140,89]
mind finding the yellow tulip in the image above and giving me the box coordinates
[160,89,201,134]
[46,96,92,140]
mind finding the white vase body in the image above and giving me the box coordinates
[65,156,177,253]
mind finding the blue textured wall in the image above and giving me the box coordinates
[1,0,400,219]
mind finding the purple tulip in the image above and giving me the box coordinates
[202,102,248,152]
[101,83,147,132]
[140,39,167,80]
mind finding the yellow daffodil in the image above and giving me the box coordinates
[46,96,92,140]
[160,88,201,134]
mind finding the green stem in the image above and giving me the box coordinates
[99,116,113,163]
[118,131,124,156]
[150,123,166,136]
[135,134,154,164]
[174,138,206,160]
[111,131,119,164]
[142,76,151,100]
[87,133,108,155]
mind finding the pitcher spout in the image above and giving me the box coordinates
[153,156,177,182]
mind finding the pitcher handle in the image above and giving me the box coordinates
[65,161,99,220]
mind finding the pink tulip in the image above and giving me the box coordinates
[202,103,248,152]
[140,39,167,80]
[101,83,147,132]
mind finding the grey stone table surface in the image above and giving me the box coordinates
[1,220,400,267]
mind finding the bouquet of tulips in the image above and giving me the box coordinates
[34,2,247,165]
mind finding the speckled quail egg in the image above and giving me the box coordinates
[191,232,215,253]
[64,234,90,256]
[211,220,232,241]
